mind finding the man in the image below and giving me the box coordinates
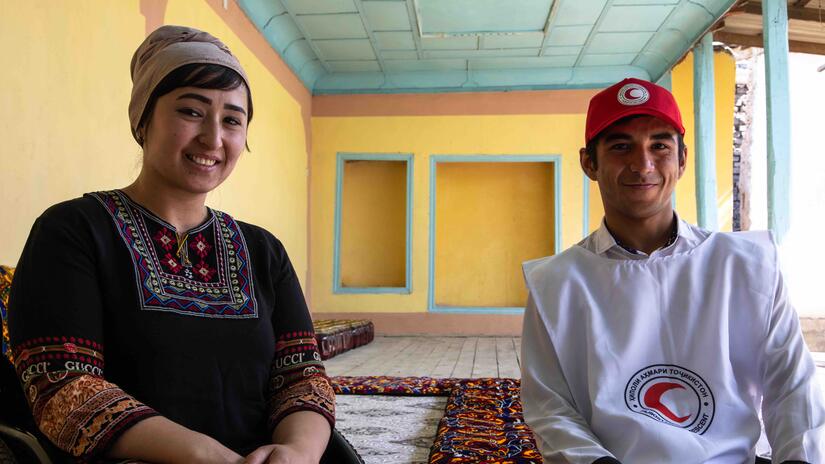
[520,77,825,463]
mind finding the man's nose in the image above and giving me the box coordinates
[628,147,655,173]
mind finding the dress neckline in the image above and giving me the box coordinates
[114,189,215,235]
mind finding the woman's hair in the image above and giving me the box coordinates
[137,63,253,148]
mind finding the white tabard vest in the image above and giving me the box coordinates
[521,231,825,463]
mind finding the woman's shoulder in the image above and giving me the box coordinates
[36,193,110,226]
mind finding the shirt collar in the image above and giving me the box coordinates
[592,212,700,256]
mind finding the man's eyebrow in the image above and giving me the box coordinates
[651,132,677,140]
[176,93,247,115]
[603,132,632,142]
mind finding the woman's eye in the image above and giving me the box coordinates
[178,108,201,117]
[224,117,242,126]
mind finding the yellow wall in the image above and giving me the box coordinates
[340,160,406,287]
[0,1,311,282]
[435,162,554,307]
[310,114,585,313]
[313,52,735,314]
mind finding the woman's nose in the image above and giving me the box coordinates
[197,119,222,149]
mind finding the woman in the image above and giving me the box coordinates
[8,25,334,463]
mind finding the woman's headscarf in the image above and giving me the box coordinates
[128,25,250,144]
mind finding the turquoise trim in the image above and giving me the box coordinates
[582,173,590,238]
[693,33,719,230]
[762,0,791,243]
[237,0,324,90]
[332,153,413,294]
[427,155,562,315]
[429,307,526,315]
[657,70,673,91]
[313,67,650,94]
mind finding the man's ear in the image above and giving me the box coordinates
[677,144,688,179]
[580,147,598,181]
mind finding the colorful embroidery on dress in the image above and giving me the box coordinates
[268,331,335,429]
[0,265,14,362]
[14,336,157,458]
[90,191,258,318]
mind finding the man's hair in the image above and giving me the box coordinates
[585,115,685,170]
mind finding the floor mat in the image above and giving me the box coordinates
[335,395,447,464]
[332,376,541,464]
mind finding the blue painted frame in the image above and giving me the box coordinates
[428,155,562,314]
[333,153,414,294]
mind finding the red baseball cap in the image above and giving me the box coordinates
[585,77,685,144]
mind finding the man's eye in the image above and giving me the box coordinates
[610,143,629,151]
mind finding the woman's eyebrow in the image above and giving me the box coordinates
[176,92,211,105]
[176,93,246,115]
[224,103,246,115]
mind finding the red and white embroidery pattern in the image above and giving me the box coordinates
[91,191,258,318]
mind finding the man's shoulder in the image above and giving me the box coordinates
[705,229,777,260]
[523,246,587,286]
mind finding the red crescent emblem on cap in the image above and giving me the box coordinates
[643,381,690,423]
[617,83,650,106]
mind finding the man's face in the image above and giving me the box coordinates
[580,115,687,222]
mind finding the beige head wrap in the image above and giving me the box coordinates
[129,25,250,144]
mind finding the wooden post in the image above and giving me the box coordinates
[693,33,718,230]
[763,0,791,242]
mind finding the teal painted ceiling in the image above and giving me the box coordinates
[238,0,737,94]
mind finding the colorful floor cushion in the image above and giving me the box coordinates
[314,319,374,360]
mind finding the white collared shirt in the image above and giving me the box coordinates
[578,214,709,260]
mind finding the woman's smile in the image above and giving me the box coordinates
[185,153,219,167]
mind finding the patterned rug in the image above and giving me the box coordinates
[0,265,14,362]
[331,376,541,464]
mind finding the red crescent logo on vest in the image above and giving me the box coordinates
[624,364,715,435]
[642,381,690,423]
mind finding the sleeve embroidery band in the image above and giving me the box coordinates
[13,337,157,457]
[268,331,335,430]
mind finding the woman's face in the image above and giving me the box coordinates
[140,85,249,197]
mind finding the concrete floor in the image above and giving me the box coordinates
[326,336,825,386]
[324,336,521,379]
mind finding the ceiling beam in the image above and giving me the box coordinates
[742,2,825,23]
[715,31,825,55]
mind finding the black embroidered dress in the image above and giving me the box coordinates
[8,190,335,458]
